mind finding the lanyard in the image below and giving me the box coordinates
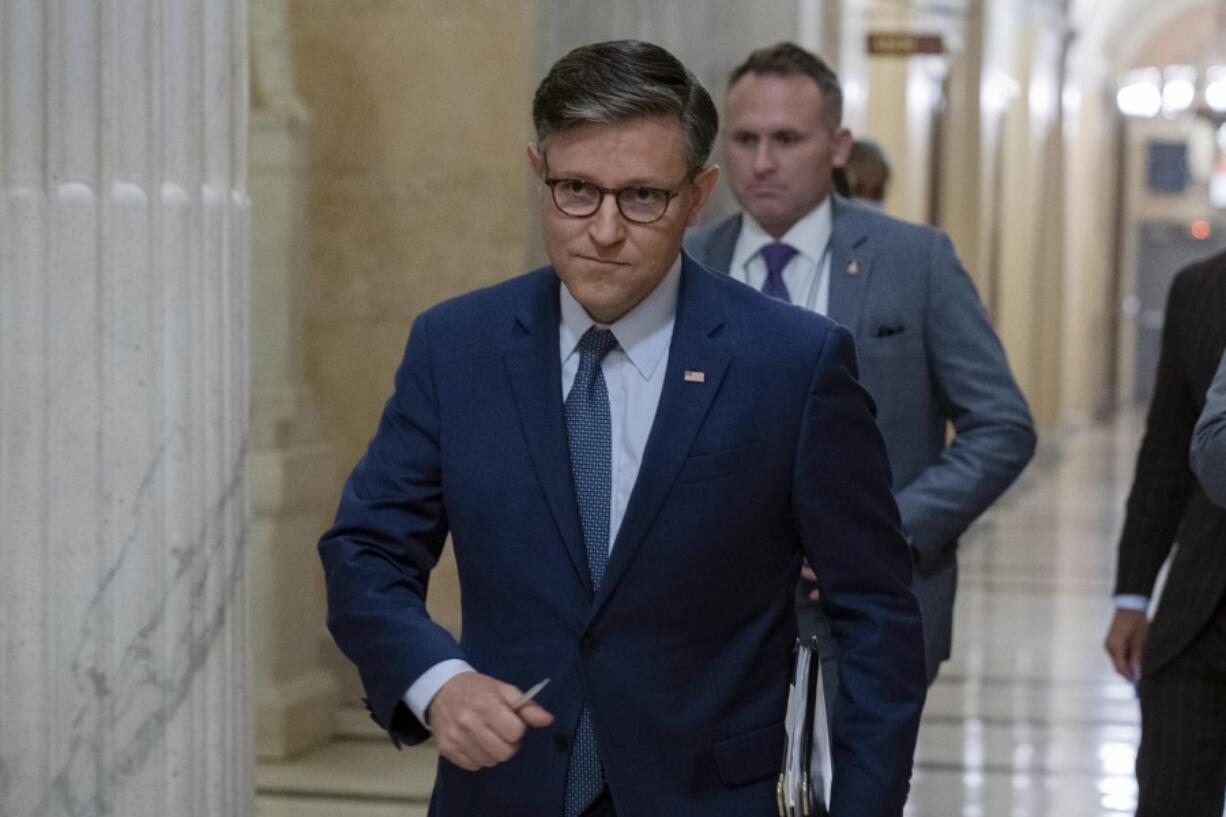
[796,238,834,315]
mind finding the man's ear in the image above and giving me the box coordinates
[685,164,721,226]
[526,143,545,179]
[831,127,854,169]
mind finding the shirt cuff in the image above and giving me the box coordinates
[1113,594,1149,612]
[403,659,475,729]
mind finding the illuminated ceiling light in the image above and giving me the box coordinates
[1162,65,1196,116]
[1206,66,1226,112]
[1030,77,1054,116]
[842,79,865,109]
[1062,85,1082,113]
[982,70,1021,114]
[1117,68,1163,118]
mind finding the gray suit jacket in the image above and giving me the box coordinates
[686,198,1036,676]
[1192,347,1226,508]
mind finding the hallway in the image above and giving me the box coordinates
[908,412,1145,817]
[255,412,1156,817]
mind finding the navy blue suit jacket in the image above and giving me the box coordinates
[319,254,927,817]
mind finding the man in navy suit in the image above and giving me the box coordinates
[686,43,1035,686]
[319,40,926,817]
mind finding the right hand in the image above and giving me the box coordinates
[426,672,555,771]
[1103,609,1148,682]
[800,560,820,602]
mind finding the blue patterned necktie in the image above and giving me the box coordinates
[760,241,798,303]
[563,326,618,817]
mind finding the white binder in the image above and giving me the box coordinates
[778,636,831,817]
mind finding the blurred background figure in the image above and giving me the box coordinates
[832,165,852,198]
[844,137,892,205]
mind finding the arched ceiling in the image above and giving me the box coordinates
[1076,0,1216,75]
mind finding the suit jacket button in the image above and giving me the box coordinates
[553,732,571,752]
[580,635,599,658]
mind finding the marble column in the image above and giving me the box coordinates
[0,1,252,816]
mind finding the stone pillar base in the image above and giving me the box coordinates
[257,667,342,759]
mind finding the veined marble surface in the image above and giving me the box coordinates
[0,0,251,814]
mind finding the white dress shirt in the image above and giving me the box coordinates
[729,197,833,315]
[402,258,680,725]
[1114,594,1149,612]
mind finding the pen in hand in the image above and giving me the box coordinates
[512,678,550,711]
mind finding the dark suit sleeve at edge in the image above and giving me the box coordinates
[792,324,927,817]
[317,310,464,746]
[1114,272,1199,595]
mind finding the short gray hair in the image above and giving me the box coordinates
[532,40,718,171]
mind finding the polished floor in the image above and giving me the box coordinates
[257,413,1170,817]
[906,413,1146,817]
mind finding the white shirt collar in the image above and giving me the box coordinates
[559,255,680,381]
[731,196,833,273]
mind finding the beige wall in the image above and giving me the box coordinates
[1062,53,1119,424]
[295,1,537,479]
[938,0,985,289]
[993,10,1067,428]
[293,2,539,648]
[862,0,927,223]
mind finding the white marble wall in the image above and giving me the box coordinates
[0,1,252,815]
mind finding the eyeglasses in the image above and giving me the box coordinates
[543,171,693,225]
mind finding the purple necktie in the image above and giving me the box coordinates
[759,242,798,302]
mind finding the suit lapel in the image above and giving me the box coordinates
[827,197,873,334]
[502,271,591,593]
[594,254,730,613]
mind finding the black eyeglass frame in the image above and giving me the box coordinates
[541,160,698,225]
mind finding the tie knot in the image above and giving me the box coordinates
[759,242,799,276]
[577,327,618,363]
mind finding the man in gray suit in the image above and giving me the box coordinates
[686,42,1036,683]
[1192,347,1226,507]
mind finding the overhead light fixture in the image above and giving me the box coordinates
[1206,66,1226,113]
[1162,65,1196,116]
[1117,68,1163,118]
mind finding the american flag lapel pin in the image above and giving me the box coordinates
[684,370,706,383]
